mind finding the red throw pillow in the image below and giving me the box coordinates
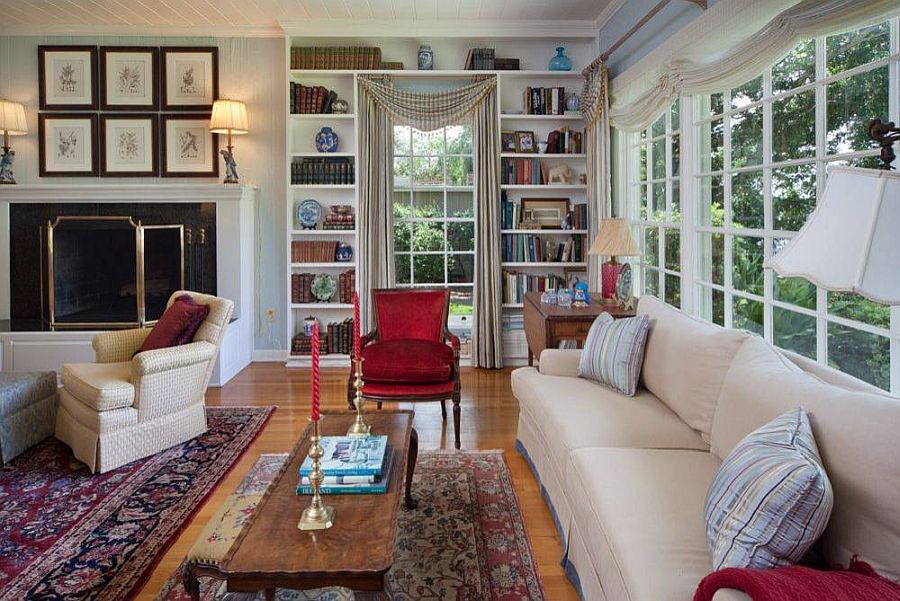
[137,295,209,354]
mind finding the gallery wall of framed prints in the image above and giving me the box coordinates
[36,44,219,178]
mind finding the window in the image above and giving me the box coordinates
[392,125,475,355]
[618,19,899,393]
[629,99,682,308]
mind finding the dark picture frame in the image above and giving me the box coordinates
[515,130,536,153]
[100,114,158,177]
[38,45,98,110]
[159,113,218,177]
[501,130,517,152]
[160,47,219,111]
[99,46,159,111]
[521,197,570,229]
[38,113,99,177]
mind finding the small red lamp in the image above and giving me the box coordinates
[588,218,641,301]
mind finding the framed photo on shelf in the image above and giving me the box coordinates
[38,46,98,110]
[39,113,99,176]
[100,114,158,177]
[515,130,536,153]
[99,46,158,110]
[564,266,588,291]
[161,47,218,111]
[160,113,218,177]
[521,198,569,229]
[501,131,517,152]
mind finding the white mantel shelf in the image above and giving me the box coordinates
[0,183,257,203]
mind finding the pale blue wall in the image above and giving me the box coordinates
[600,0,718,77]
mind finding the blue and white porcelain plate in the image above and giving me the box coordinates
[297,199,322,229]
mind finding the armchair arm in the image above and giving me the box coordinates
[132,341,217,377]
[538,349,583,378]
[93,328,151,363]
[443,328,461,358]
[360,329,378,349]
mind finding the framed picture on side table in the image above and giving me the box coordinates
[161,47,218,111]
[160,113,217,177]
[99,46,159,111]
[100,114,158,177]
[38,46,98,110]
[564,266,588,291]
[39,113,98,177]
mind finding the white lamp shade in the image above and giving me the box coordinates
[588,218,641,257]
[209,100,249,135]
[0,100,27,135]
[765,166,900,305]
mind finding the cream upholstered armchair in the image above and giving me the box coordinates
[55,291,234,473]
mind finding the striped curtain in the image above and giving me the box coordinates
[581,61,612,290]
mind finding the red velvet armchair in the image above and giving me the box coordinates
[348,288,462,449]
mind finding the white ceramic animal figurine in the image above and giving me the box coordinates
[547,164,573,184]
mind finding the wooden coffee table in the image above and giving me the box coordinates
[221,410,418,600]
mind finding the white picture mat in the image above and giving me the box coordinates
[44,51,93,105]
[44,118,93,172]
[165,52,214,106]
[104,51,154,105]
[165,119,213,172]
[104,118,153,172]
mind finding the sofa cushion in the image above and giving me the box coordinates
[362,339,454,383]
[512,367,708,477]
[711,336,900,580]
[578,313,650,396]
[61,362,134,411]
[173,294,210,345]
[566,447,721,601]
[138,296,210,354]
[706,408,833,570]
[637,295,749,441]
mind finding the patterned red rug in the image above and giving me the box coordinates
[0,406,273,601]
[157,450,545,601]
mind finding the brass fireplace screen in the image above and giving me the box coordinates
[43,216,184,329]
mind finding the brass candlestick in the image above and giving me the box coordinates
[347,358,371,437]
[298,418,335,530]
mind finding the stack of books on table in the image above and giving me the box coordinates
[296,435,394,495]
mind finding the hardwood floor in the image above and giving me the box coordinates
[136,363,580,600]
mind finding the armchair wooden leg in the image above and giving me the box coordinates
[452,394,461,450]
[440,399,447,420]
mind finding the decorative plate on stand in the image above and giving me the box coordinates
[296,199,322,229]
[311,273,337,302]
[616,262,634,309]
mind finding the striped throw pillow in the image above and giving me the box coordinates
[577,313,650,396]
[705,407,833,570]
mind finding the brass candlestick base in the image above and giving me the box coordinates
[298,418,335,530]
[347,359,371,438]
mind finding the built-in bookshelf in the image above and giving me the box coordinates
[283,33,595,364]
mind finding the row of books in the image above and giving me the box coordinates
[291,318,356,356]
[291,270,354,303]
[463,48,520,71]
[291,46,382,70]
[289,83,338,114]
[524,87,570,115]
[290,331,327,354]
[297,436,393,495]
[502,158,546,185]
[323,212,355,230]
[291,240,342,263]
[503,234,584,263]
[337,269,355,303]
[292,158,355,185]
[502,271,565,304]
[548,127,584,154]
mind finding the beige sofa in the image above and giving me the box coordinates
[513,295,900,601]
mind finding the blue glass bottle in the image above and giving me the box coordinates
[548,47,572,71]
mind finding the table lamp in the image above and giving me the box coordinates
[0,100,28,185]
[209,99,248,184]
[588,218,641,301]
[766,166,900,305]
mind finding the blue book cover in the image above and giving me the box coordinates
[298,435,388,477]
[296,449,394,495]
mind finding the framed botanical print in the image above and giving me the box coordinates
[161,47,218,111]
[38,46,98,110]
[39,113,99,176]
[100,114,158,177]
[99,47,158,110]
[160,114,218,177]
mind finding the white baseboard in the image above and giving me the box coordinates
[252,349,289,362]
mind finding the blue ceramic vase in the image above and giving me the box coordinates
[315,127,339,153]
[548,47,572,71]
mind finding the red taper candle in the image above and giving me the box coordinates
[311,325,320,421]
[353,291,361,360]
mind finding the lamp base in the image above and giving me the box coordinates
[601,261,623,300]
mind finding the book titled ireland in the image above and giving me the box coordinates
[299,435,389,477]
[297,450,395,495]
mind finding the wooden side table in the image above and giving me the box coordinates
[522,291,637,366]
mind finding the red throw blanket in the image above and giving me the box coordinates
[694,558,900,601]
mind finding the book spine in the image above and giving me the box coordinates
[296,484,388,495]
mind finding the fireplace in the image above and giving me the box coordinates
[45,216,184,328]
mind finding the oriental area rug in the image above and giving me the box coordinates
[157,450,546,601]
[0,406,273,601]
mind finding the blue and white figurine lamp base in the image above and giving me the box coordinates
[0,100,28,185]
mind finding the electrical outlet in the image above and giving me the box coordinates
[265,308,276,323]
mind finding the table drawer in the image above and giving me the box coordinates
[548,320,593,340]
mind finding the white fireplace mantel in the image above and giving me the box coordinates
[0,183,257,386]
